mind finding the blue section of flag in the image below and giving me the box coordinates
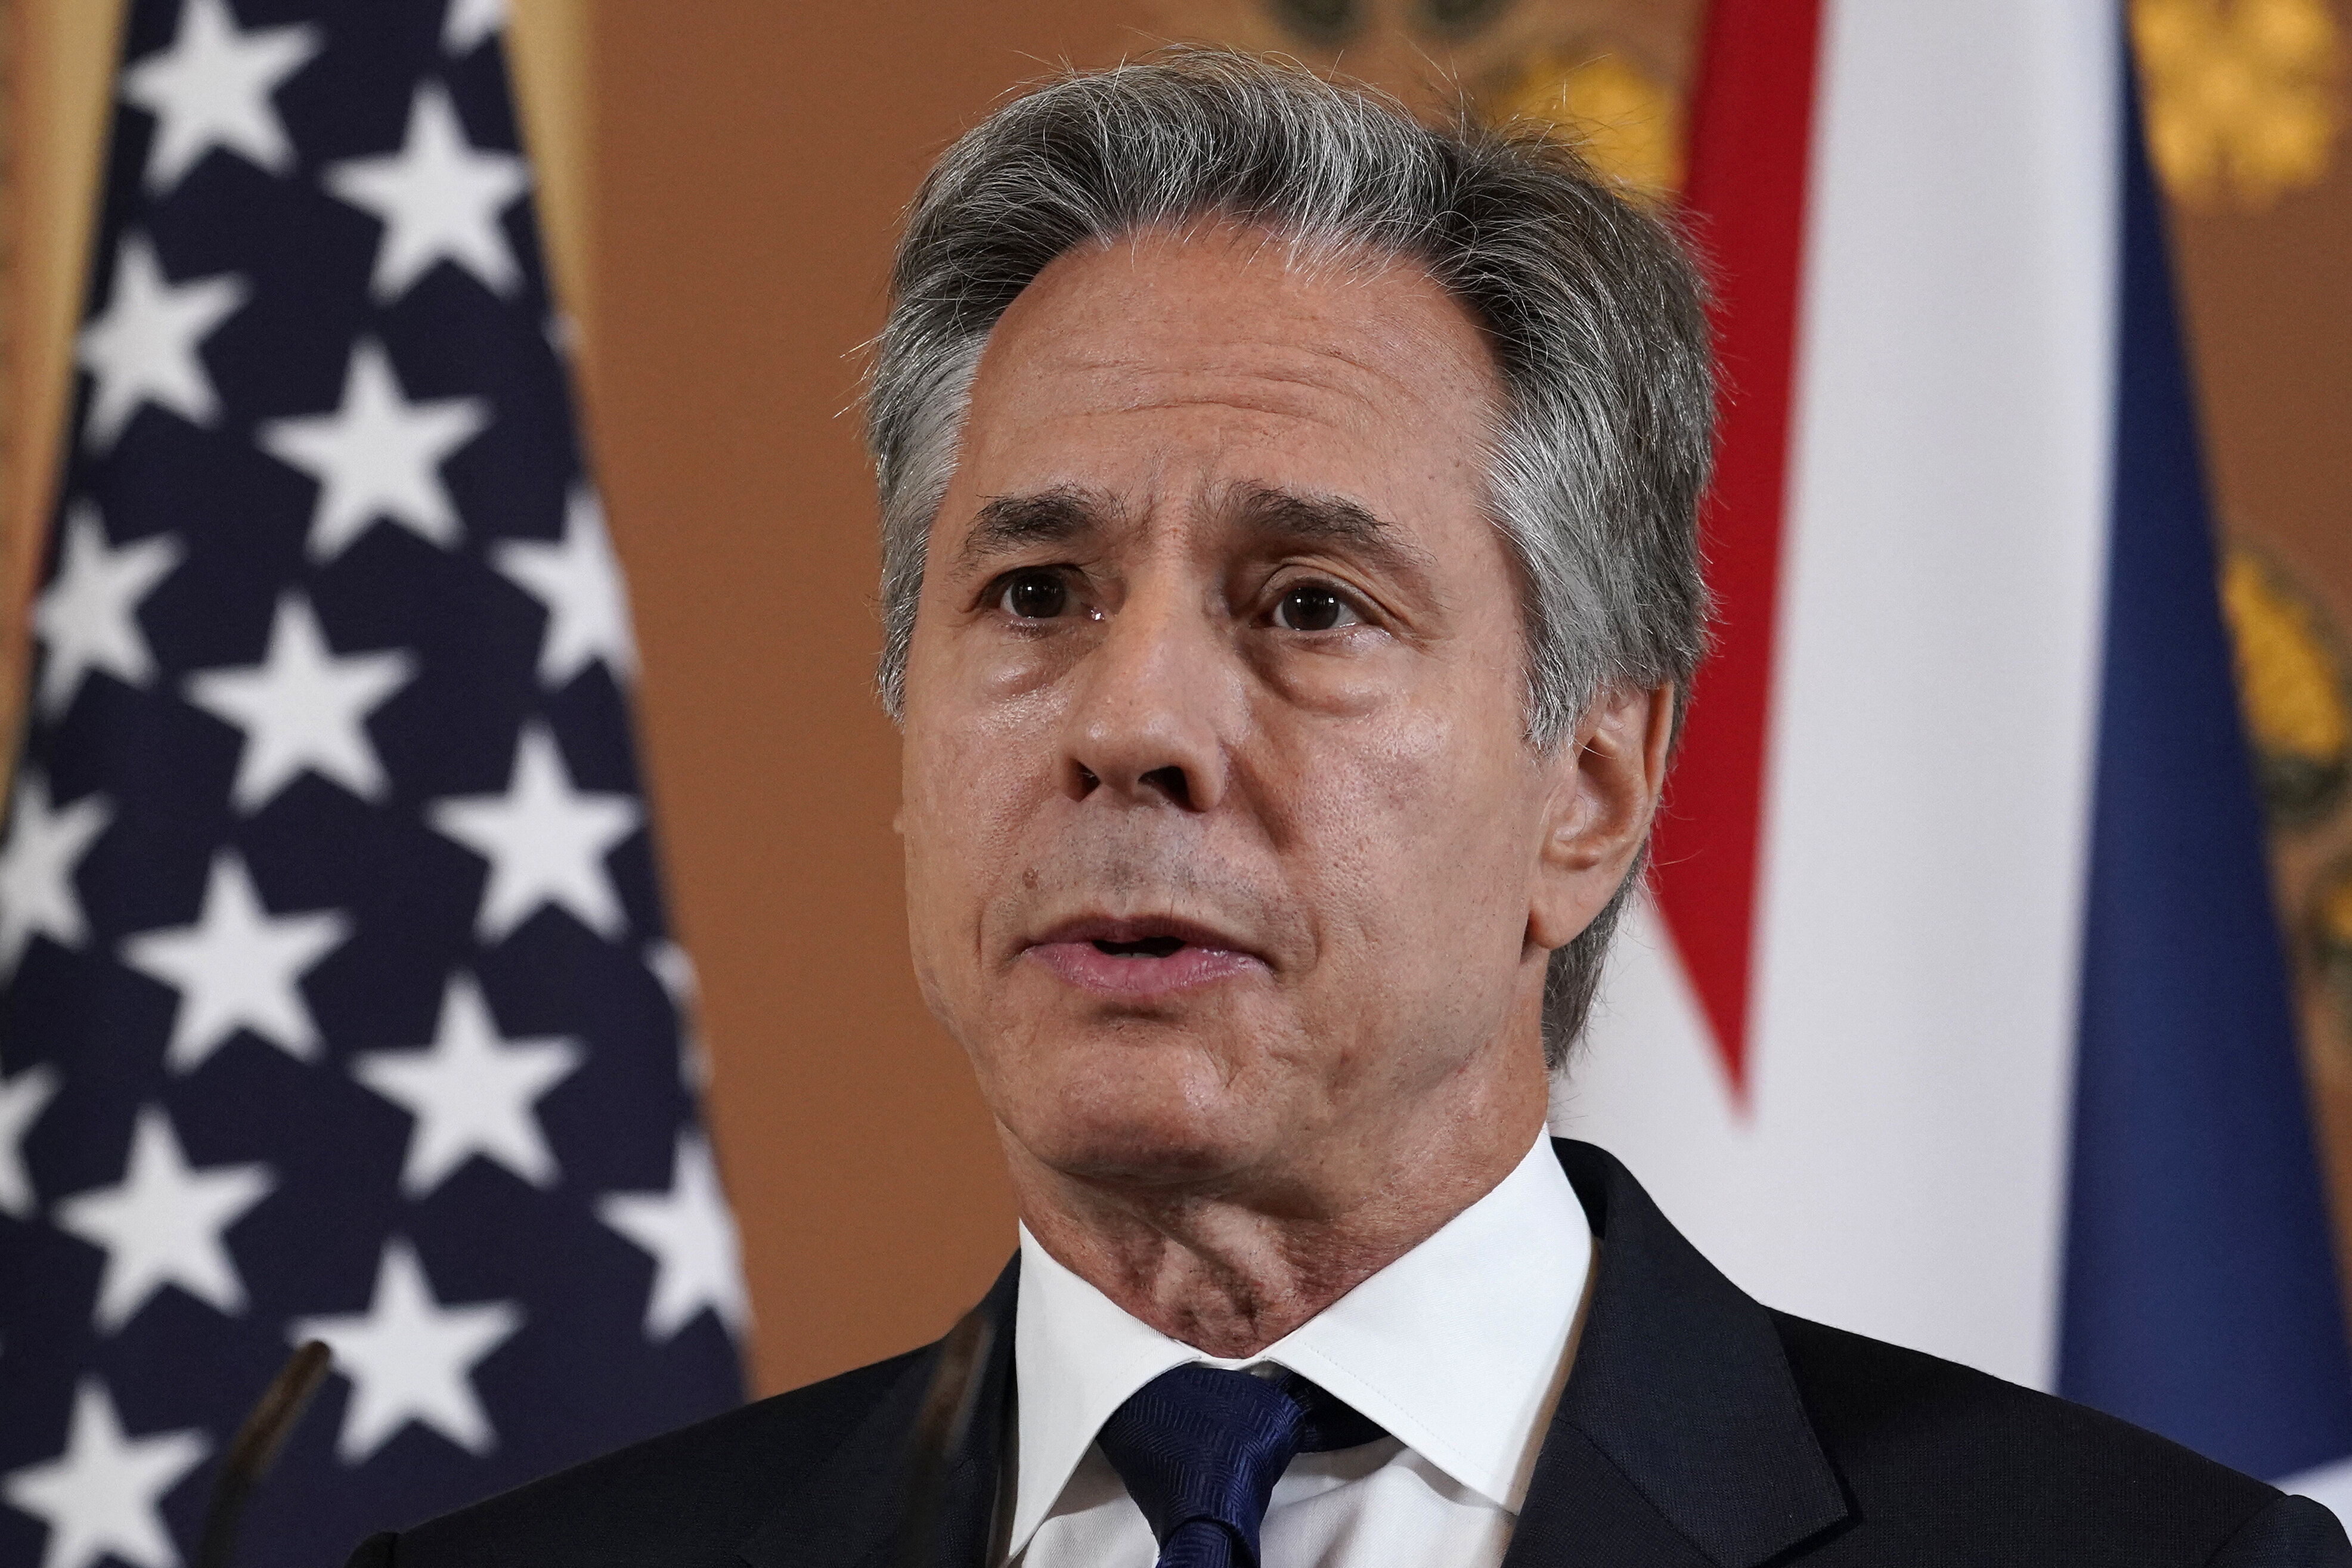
[2057,39,2352,1482]
[0,4,745,1564]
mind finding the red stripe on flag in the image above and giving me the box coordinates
[1648,0,1825,1095]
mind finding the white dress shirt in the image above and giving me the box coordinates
[1002,1133,1595,1567]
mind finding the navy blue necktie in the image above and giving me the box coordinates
[1095,1364,1388,1568]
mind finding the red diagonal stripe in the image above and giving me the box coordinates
[1649,0,1826,1095]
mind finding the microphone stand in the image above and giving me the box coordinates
[195,1340,334,1568]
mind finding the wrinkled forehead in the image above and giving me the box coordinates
[978,222,1505,435]
[946,222,1507,519]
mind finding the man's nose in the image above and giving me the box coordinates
[1061,584,1235,812]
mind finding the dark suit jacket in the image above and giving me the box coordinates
[349,1140,2351,1566]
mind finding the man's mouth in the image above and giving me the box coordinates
[1024,917,1266,997]
[1092,935,1186,959]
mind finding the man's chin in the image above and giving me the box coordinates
[1005,1086,1281,1194]
[973,1002,1318,1189]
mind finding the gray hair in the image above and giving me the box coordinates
[866,48,1713,1066]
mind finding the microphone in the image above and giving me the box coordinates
[196,1340,333,1568]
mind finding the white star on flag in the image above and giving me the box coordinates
[326,80,528,301]
[0,771,112,980]
[75,234,247,452]
[494,485,638,687]
[646,940,712,1093]
[293,1237,523,1463]
[444,0,507,53]
[598,1132,750,1341]
[184,593,416,811]
[51,1105,273,1333]
[0,1380,209,1568]
[258,338,490,561]
[33,507,181,720]
[0,1063,61,1219]
[119,851,351,1073]
[429,723,642,943]
[352,973,583,1196]
[118,0,320,193]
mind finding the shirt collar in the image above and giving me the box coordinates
[1008,1132,1592,1557]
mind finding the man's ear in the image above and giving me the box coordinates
[1527,681,1677,952]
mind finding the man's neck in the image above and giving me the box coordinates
[1006,1077,1548,1358]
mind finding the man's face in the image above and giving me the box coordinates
[898,225,1588,1200]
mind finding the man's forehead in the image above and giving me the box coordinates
[967,225,1502,426]
[938,230,1504,562]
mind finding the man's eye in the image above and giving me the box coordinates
[998,572,1070,620]
[1272,584,1362,632]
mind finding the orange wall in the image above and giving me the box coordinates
[584,1,1146,1396]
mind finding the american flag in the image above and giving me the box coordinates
[0,3,749,1563]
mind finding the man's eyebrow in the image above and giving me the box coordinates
[956,488,1110,567]
[1224,484,1432,575]
[956,483,1436,575]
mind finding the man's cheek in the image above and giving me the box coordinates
[912,749,1023,869]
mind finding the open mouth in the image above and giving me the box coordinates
[1093,935,1188,959]
[1026,918,1265,997]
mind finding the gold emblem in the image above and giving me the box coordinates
[2222,544,2352,822]
[2133,0,2345,210]
[1486,47,1684,196]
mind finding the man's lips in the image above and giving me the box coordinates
[1022,916,1268,997]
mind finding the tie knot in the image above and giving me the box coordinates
[1095,1364,1386,1568]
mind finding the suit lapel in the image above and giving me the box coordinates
[736,1258,1021,1568]
[1504,1141,1849,1568]
[737,1143,1846,1568]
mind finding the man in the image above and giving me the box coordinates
[351,49,2350,1568]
